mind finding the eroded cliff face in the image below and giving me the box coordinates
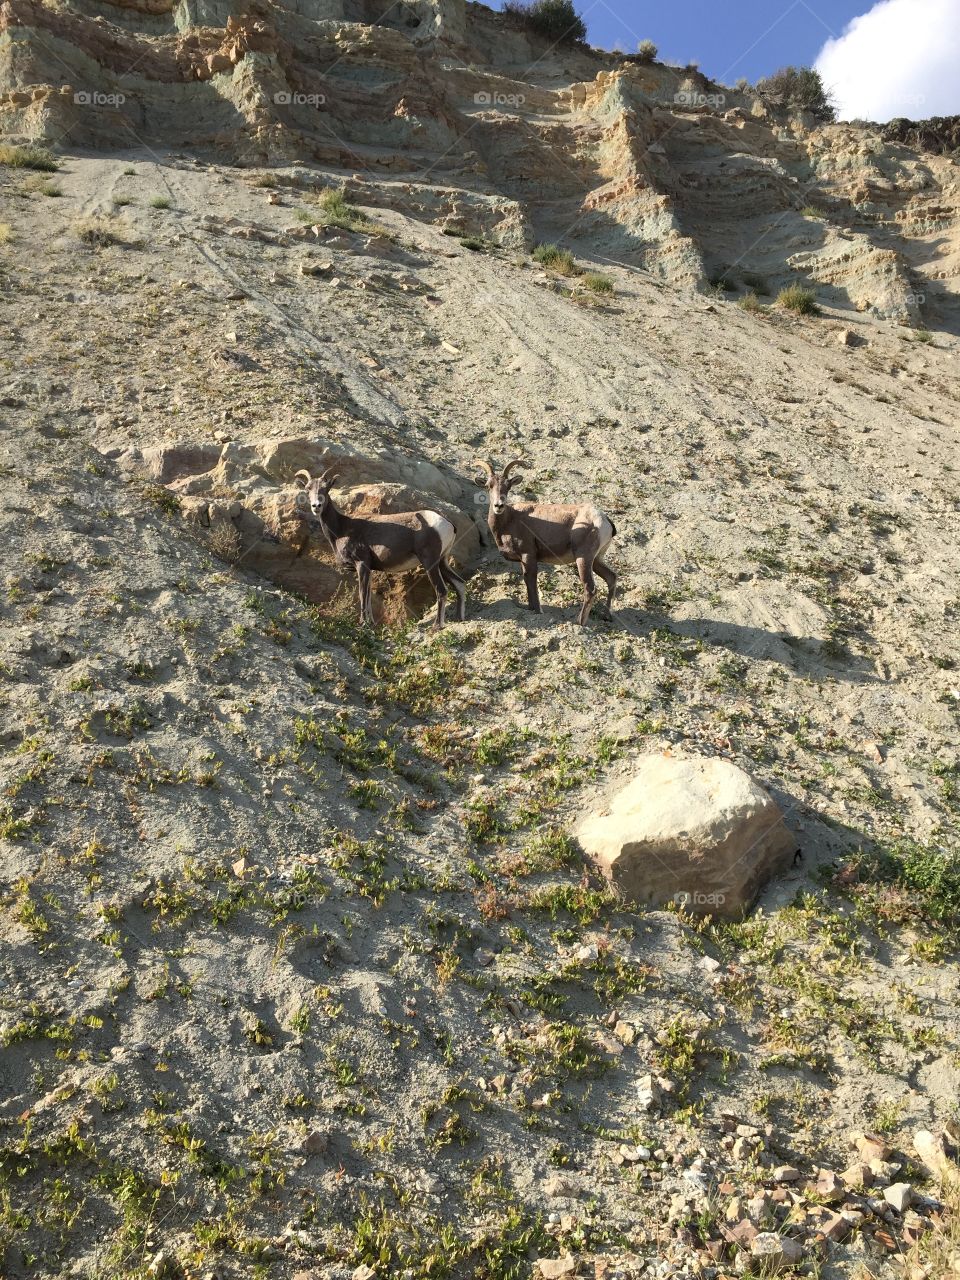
[1,0,958,329]
[2,2,960,1274]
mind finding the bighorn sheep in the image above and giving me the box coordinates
[294,467,466,629]
[474,458,617,625]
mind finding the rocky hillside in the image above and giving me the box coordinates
[1,3,960,1280]
[3,0,960,327]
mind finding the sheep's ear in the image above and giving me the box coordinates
[505,474,523,491]
[293,469,312,490]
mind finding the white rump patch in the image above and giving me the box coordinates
[422,510,456,554]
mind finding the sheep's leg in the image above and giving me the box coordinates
[426,563,448,629]
[440,561,467,621]
[521,554,541,614]
[593,558,617,616]
[365,572,376,626]
[355,562,372,625]
[576,556,598,625]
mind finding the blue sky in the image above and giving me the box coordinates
[493,0,960,120]
[495,0,869,84]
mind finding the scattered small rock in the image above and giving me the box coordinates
[301,1129,328,1155]
[840,1162,874,1190]
[749,1232,803,1271]
[855,1134,891,1163]
[543,1175,576,1199]
[914,1128,951,1175]
[884,1182,915,1213]
[537,1254,576,1278]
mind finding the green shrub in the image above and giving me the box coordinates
[738,291,764,313]
[776,283,819,315]
[637,39,657,63]
[533,243,579,275]
[319,188,353,219]
[582,272,613,294]
[316,187,376,233]
[503,0,587,44]
[756,66,836,122]
[149,195,171,209]
[0,144,58,172]
[913,328,934,344]
[841,840,960,928]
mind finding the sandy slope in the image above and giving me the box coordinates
[0,148,959,1279]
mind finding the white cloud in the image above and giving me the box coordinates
[814,0,960,122]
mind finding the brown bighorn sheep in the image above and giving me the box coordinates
[474,458,617,625]
[295,467,466,629]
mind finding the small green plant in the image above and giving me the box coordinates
[873,1097,906,1134]
[315,187,380,234]
[254,173,278,187]
[143,483,180,516]
[533,243,579,276]
[0,223,13,245]
[149,195,171,209]
[799,204,824,218]
[913,328,934,344]
[459,236,488,252]
[37,180,62,197]
[637,38,657,63]
[777,283,819,315]
[738,291,765,313]
[582,272,613,294]
[0,143,58,171]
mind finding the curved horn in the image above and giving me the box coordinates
[317,464,340,487]
[293,469,312,489]
[501,458,527,480]
[471,458,495,483]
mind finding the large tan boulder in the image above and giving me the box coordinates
[151,438,480,623]
[576,755,795,918]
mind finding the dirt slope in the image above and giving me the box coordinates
[0,126,959,1280]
